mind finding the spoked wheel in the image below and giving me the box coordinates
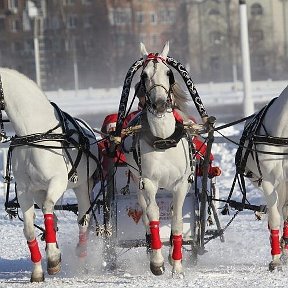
[191,176,207,262]
[102,159,117,271]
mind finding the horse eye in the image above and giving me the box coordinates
[167,70,171,76]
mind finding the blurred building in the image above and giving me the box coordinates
[186,0,288,83]
[0,0,287,90]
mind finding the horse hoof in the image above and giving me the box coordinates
[30,272,45,282]
[280,253,288,265]
[269,260,282,272]
[172,271,185,279]
[47,256,61,275]
[150,262,165,276]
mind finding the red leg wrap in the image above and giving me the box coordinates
[28,238,42,263]
[172,234,182,261]
[149,221,162,250]
[44,214,57,243]
[270,229,281,256]
[79,232,88,245]
[283,221,288,249]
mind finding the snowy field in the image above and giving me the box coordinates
[0,83,288,287]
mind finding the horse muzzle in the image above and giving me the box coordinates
[152,99,168,114]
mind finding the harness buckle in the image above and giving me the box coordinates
[69,171,78,183]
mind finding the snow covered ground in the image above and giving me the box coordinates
[0,85,288,287]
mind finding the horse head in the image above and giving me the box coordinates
[140,42,174,115]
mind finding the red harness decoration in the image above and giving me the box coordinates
[145,53,166,65]
[44,213,57,244]
[27,238,42,263]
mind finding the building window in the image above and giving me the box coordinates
[250,29,264,42]
[252,55,265,70]
[81,0,92,4]
[251,3,263,16]
[209,31,224,45]
[0,17,4,31]
[8,0,18,11]
[112,9,131,26]
[63,0,75,6]
[83,15,93,28]
[158,9,175,24]
[46,16,60,30]
[150,12,157,24]
[67,15,78,29]
[84,38,94,51]
[11,19,21,32]
[44,38,52,50]
[209,9,220,15]
[24,39,34,52]
[0,0,4,9]
[135,11,145,24]
[210,56,220,71]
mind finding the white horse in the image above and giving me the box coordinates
[240,85,288,271]
[0,68,100,282]
[124,42,193,277]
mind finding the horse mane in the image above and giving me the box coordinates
[172,81,190,121]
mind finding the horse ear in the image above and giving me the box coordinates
[160,41,169,59]
[140,42,148,59]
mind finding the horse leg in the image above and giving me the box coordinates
[18,191,44,282]
[280,203,288,264]
[74,184,92,260]
[42,178,66,275]
[262,181,282,271]
[143,178,164,275]
[138,190,151,253]
[169,185,189,278]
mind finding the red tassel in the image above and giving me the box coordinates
[270,229,281,256]
[27,238,42,263]
[149,221,162,250]
[44,214,56,243]
[172,234,182,261]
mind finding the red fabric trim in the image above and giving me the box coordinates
[270,229,281,255]
[27,238,42,263]
[172,110,183,123]
[193,138,214,161]
[149,221,162,249]
[172,234,182,260]
[44,214,57,243]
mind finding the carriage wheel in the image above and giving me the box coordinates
[210,182,225,243]
[102,158,117,270]
[190,175,207,264]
